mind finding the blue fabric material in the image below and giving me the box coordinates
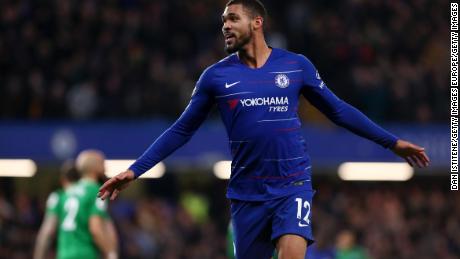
[129,48,398,200]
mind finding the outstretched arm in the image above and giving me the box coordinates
[99,69,215,200]
[299,55,429,167]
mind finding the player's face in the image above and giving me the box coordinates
[222,4,253,54]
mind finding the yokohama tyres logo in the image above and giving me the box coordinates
[240,96,289,107]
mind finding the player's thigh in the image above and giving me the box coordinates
[230,199,275,259]
[271,190,315,251]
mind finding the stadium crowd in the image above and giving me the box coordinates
[0,0,451,258]
[0,0,448,122]
[0,179,458,258]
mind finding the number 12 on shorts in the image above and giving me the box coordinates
[295,198,311,227]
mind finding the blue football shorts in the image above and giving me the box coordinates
[230,189,315,259]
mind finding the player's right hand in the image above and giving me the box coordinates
[98,170,135,201]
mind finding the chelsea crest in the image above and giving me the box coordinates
[275,74,289,88]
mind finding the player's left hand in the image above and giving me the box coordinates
[98,170,135,201]
[391,139,430,168]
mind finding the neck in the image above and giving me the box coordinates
[82,175,96,182]
[237,36,271,69]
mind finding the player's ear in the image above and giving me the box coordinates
[253,16,263,30]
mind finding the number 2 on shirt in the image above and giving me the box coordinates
[62,197,79,231]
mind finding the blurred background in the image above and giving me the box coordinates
[0,0,454,258]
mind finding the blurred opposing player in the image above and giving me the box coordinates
[98,0,430,258]
[34,160,80,259]
[51,150,118,259]
[227,220,279,259]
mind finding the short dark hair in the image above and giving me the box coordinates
[60,159,80,183]
[226,0,267,21]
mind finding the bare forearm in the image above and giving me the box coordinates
[33,216,57,259]
[33,233,51,259]
[92,227,115,256]
[90,217,117,258]
[106,220,119,255]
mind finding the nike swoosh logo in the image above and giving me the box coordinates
[225,81,241,88]
[298,222,309,227]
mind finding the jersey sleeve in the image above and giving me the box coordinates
[45,191,60,216]
[129,68,216,177]
[90,193,110,219]
[298,55,398,149]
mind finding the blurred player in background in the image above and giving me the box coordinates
[99,0,430,258]
[227,220,279,259]
[34,160,80,259]
[37,150,118,259]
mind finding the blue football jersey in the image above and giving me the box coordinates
[129,48,398,201]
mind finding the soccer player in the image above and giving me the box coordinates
[52,150,118,259]
[34,160,80,259]
[98,1,430,258]
[227,220,279,258]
